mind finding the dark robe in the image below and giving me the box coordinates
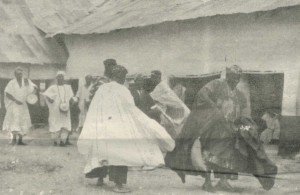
[130,86,143,109]
[165,78,277,190]
[130,86,161,123]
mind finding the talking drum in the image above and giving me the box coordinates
[59,102,69,113]
[26,94,38,105]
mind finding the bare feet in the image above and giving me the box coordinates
[10,139,17,145]
[215,179,234,192]
[202,181,215,192]
[59,141,66,147]
[96,178,104,186]
[17,141,27,146]
[176,171,186,183]
[112,184,131,193]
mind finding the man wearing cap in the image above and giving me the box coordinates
[89,59,117,100]
[78,65,174,193]
[3,67,37,145]
[42,71,74,146]
[166,65,277,192]
[129,74,145,109]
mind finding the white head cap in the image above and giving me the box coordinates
[56,71,66,76]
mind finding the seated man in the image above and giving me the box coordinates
[260,109,280,144]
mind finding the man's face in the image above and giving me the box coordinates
[85,75,92,85]
[15,69,23,79]
[226,74,241,89]
[135,78,144,88]
[151,74,161,85]
[56,74,64,84]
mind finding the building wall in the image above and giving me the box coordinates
[65,6,300,116]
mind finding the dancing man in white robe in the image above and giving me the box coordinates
[150,70,190,139]
[3,67,36,145]
[76,74,93,133]
[42,71,74,146]
[78,65,175,193]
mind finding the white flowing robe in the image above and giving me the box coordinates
[150,81,190,139]
[76,79,92,128]
[78,81,175,174]
[3,78,35,135]
[173,84,186,102]
[42,84,74,133]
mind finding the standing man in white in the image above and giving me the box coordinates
[42,71,74,146]
[3,67,36,145]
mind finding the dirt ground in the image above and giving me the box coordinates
[1,127,300,195]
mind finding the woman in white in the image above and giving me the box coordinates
[3,67,36,145]
[42,71,74,146]
[76,74,93,133]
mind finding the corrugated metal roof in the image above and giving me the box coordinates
[25,0,98,34]
[0,0,67,65]
[26,0,300,36]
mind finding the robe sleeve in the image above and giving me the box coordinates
[150,81,184,108]
[42,85,57,101]
[27,79,37,94]
[4,80,15,97]
[4,80,16,107]
[195,79,220,108]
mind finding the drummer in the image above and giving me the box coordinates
[2,67,37,145]
[42,71,74,147]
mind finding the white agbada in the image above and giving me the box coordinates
[3,78,35,135]
[76,78,92,128]
[78,81,175,174]
[150,80,190,139]
[42,84,74,132]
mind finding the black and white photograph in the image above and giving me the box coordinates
[0,0,300,194]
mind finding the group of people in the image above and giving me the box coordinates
[2,60,278,193]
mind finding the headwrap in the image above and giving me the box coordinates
[103,58,117,68]
[14,66,23,73]
[85,74,92,79]
[226,65,242,75]
[151,70,162,77]
[112,65,128,79]
[56,70,66,76]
